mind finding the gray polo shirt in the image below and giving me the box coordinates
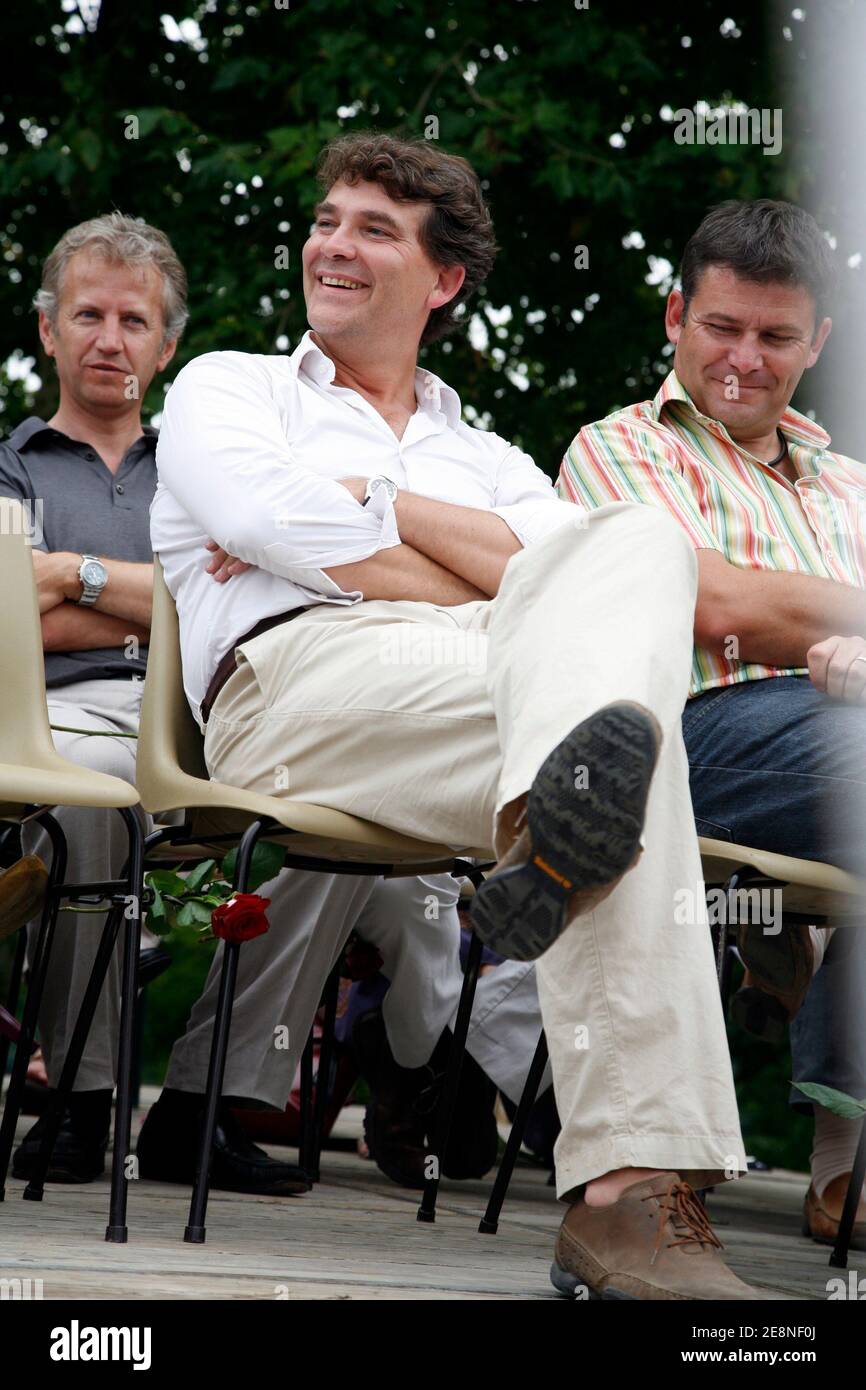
[0,417,156,687]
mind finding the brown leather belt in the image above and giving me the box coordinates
[200,607,307,724]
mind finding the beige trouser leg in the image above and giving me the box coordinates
[203,503,745,1190]
[21,677,143,1091]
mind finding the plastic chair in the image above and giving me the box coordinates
[135,558,494,1242]
[476,835,866,1269]
[0,499,146,1243]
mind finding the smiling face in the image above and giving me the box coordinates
[665,265,831,443]
[301,178,464,355]
[39,250,177,417]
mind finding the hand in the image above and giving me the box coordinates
[30,549,82,613]
[336,477,369,504]
[807,634,866,703]
[205,540,254,583]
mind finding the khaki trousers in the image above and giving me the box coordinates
[203,503,746,1193]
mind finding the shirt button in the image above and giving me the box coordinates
[115,483,125,494]
[85,451,96,461]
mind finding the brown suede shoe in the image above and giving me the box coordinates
[0,855,48,942]
[731,921,814,1044]
[803,1176,866,1251]
[551,1172,791,1300]
[470,702,661,961]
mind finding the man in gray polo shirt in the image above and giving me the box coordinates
[0,213,306,1192]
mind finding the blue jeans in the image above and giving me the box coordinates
[681,676,866,1111]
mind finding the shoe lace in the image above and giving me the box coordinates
[642,1179,724,1264]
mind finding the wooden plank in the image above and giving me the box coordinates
[0,1105,841,1300]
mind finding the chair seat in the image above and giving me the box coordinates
[149,790,490,869]
[699,836,865,921]
[0,755,139,822]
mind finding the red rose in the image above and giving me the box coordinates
[211,893,271,943]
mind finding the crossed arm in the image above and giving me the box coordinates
[695,550,866,701]
[33,550,152,653]
[208,479,524,606]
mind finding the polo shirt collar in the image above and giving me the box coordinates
[4,416,157,453]
[652,369,831,456]
[5,416,53,450]
[290,330,462,428]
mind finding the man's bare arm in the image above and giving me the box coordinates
[695,550,866,665]
[392,493,521,598]
[41,605,150,653]
[334,478,520,598]
[32,551,153,627]
[324,542,486,605]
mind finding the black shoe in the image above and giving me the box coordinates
[353,1008,429,1188]
[12,1090,111,1184]
[136,1089,308,1195]
[353,1008,499,1188]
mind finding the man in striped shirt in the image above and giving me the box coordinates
[560,199,866,1249]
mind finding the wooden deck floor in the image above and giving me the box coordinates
[0,1097,856,1300]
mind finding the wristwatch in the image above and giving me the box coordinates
[363,476,398,506]
[77,554,109,606]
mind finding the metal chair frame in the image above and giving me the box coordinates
[473,841,866,1271]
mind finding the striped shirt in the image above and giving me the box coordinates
[557,370,866,697]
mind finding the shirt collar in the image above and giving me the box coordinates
[4,416,158,453]
[652,369,831,456]
[5,416,53,450]
[290,329,462,429]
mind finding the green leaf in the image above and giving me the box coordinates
[221,841,285,892]
[145,869,188,897]
[176,900,213,928]
[790,1082,866,1119]
[145,884,168,935]
[74,128,102,173]
[183,859,217,894]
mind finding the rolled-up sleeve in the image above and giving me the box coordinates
[557,417,722,551]
[491,443,577,547]
[155,351,401,596]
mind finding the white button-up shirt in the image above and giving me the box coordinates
[151,331,575,723]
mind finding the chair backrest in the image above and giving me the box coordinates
[136,556,211,814]
[0,499,60,765]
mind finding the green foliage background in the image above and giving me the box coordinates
[0,0,827,462]
[1,0,842,1169]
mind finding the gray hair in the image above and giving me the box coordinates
[33,212,188,345]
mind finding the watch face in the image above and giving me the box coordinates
[82,560,106,586]
[370,477,396,500]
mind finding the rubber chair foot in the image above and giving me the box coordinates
[416,1208,435,1224]
[22,1184,43,1202]
[184,1225,206,1243]
[105,1225,128,1243]
[478,1218,498,1235]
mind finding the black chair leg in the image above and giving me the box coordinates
[184,819,264,1243]
[106,805,146,1243]
[0,927,28,1088]
[298,1026,315,1182]
[417,927,484,1223]
[24,901,124,1203]
[0,813,66,1200]
[829,1115,866,1268]
[310,959,341,1183]
[479,1029,549,1235]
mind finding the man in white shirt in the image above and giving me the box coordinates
[149,132,778,1300]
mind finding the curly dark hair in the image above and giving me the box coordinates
[316,132,498,345]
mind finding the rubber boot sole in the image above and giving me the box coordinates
[470,702,661,961]
[550,1261,633,1300]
